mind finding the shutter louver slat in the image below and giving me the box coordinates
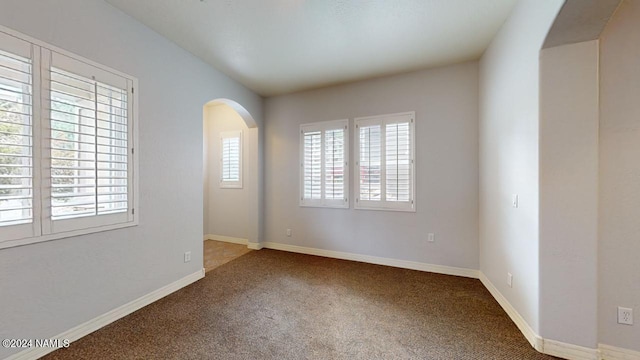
[0,49,33,227]
[49,67,128,220]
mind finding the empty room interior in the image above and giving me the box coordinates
[0,0,639,359]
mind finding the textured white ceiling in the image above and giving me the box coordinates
[106,0,518,96]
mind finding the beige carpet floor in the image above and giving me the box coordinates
[204,240,252,273]
[44,249,558,360]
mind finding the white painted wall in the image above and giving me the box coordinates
[204,104,250,239]
[264,62,479,270]
[599,0,640,351]
[0,1,261,358]
[539,40,599,349]
[479,0,564,334]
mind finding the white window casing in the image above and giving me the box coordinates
[300,119,349,209]
[220,130,242,189]
[0,26,138,249]
[354,112,415,212]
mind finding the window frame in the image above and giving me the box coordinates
[219,130,242,189]
[299,119,349,209]
[0,25,138,250]
[354,112,415,212]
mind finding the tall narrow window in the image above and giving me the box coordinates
[355,112,414,212]
[220,131,242,188]
[300,119,348,208]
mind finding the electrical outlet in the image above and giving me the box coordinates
[427,233,435,242]
[286,229,292,237]
[618,307,633,325]
[184,251,191,263]
[512,194,519,208]
[507,272,513,288]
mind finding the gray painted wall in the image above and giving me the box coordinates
[3,0,638,356]
[479,0,564,334]
[0,1,261,358]
[264,61,479,270]
[539,40,599,348]
[599,0,640,351]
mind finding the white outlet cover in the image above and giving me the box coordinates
[512,194,519,208]
[507,272,513,288]
[618,307,633,325]
[184,251,191,263]
[286,229,292,237]
[427,233,435,242]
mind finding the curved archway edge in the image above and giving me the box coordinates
[206,98,257,129]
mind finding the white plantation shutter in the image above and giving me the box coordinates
[0,28,137,248]
[0,34,36,240]
[300,119,348,208]
[358,124,381,201]
[220,131,242,188]
[385,122,411,202]
[303,130,321,200]
[221,137,240,180]
[355,112,414,212]
[324,128,344,200]
[44,50,133,234]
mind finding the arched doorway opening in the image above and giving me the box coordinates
[202,98,260,272]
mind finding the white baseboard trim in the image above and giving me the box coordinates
[599,344,640,360]
[203,234,248,245]
[479,272,544,351]
[477,272,640,360]
[261,241,479,279]
[544,339,598,360]
[247,242,263,250]
[5,268,205,360]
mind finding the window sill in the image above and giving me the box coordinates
[299,203,349,209]
[0,220,138,250]
[354,204,416,213]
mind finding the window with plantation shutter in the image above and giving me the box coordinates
[43,50,134,234]
[220,131,242,188]
[355,112,415,212]
[300,119,348,208]
[0,26,138,249]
